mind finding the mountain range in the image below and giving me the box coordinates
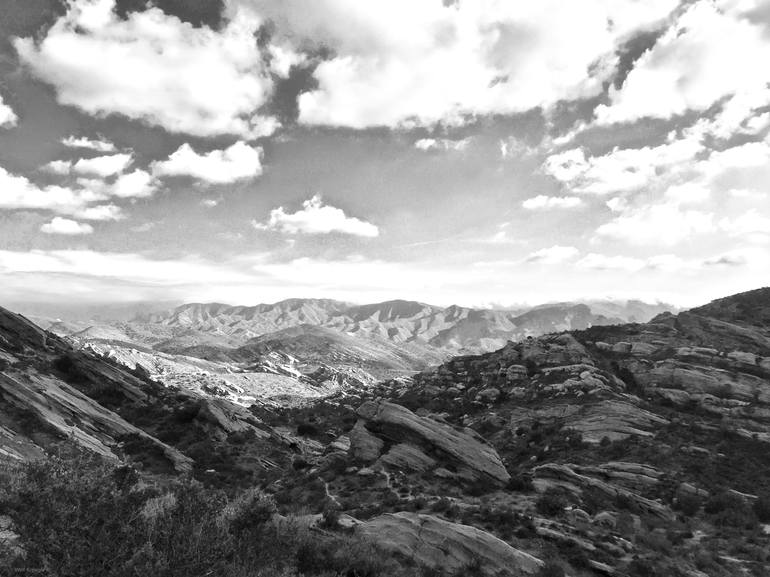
[30,297,676,407]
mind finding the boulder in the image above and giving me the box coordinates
[356,400,510,485]
[378,443,436,472]
[349,420,385,461]
[357,512,543,575]
[612,342,632,354]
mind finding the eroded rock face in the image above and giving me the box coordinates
[0,371,192,473]
[357,512,543,575]
[533,463,674,520]
[354,400,509,485]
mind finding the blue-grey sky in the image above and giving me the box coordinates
[0,0,768,308]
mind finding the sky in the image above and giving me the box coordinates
[0,0,768,310]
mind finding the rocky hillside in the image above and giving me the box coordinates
[1,289,768,576]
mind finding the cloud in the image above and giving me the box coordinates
[522,195,582,210]
[72,153,133,177]
[543,136,702,195]
[526,245,579,264]
[0,166,102,214]
[576,253,646,271]
[61,135,117,152]
[244,0,677,127]
[201,199,221,208]
[40,217,94,235]
[596,2,770,127]
[74,204,124,221]
[152,142,263,183]
[254,194,379,237]
[0,95,18,128]
[720,209,770,244]
[43,160,73,174]
[0,165,127,221]
[594,202,715,246]
[15,0,277,138]
[108,170,156,198]
[414,138,470,152]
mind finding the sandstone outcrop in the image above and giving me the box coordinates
[357,512,543,575]
[352,400,510,485]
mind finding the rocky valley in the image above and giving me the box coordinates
[0,288,769,576]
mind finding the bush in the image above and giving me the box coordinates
[754,493,770,522]
[0,455,407,577]
[506,473,534,492]
[536,561,565,577]
[673,493,701,517]
[536,489,568,517]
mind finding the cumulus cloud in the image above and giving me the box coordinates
[72,153,133,177]
[525,245,579,264]
[152,142,263,183]
[43,160,73,175]
[594,202,716,246]
[16,0,277,138]
[241,0,677,128]
[61,135,117,152]
[720,209,770,244]
[522,195,582,210]
[0,95,18,128]
[254,195,379,237]
[543,136,702,195]
[576,253,647,272]
[596,1,770,127]
[414,138,470,152]
[0,165,129,221]
[40,217,94,235]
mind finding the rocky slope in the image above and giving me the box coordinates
[2,289,768,576]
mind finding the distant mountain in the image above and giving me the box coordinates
[37,297,678,409]
[115,297,678,355]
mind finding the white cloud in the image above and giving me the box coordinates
[414,138,470,152]
[72,153,133,177]
[526,245,579,264]
[0,166,103,215]
[201,199,221,208]
[576,253,646,272]
[596,2,770,127]
[244,0,677,128]
[109,170,156,198]
[61,135,116,152]
[15,0,277,138]
[594,202,716,246]
[0,165,129,221]
[74,204,124,221]
[0,95,18,128]
[152,142,263,183]
[720,209,770,244]
[543,136,703,195]
[40,217,94,235]
[663,183,710,205]
[522,195,582,210]
[43,160,73,175]
[254,194,379,237]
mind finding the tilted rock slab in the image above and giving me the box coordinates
[355,400,510,485]
[533,463,674,520]
[358,512,543,575]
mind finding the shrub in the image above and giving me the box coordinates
[536,489,568,517]
[506,473,534,492]
[673,492,701,517]
[753,493,770,522]
[536,562,565,577]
